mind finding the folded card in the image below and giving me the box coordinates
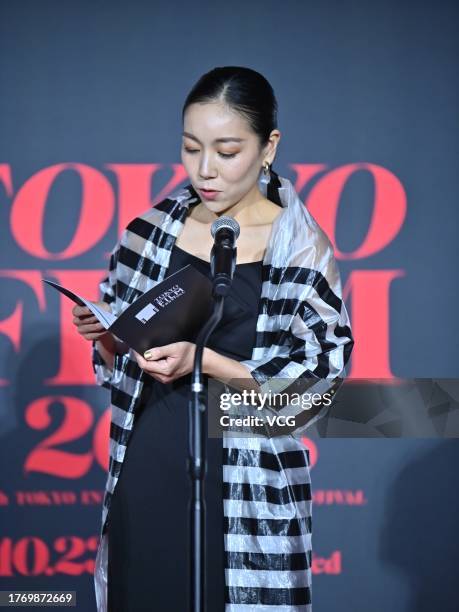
[43,264,214,354]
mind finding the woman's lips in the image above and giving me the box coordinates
[199,188,220,201]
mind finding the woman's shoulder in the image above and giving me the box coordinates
[120,195,186,247]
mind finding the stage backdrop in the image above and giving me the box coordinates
[1,1,458,610]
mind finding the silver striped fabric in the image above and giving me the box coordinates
[92,170,354,611]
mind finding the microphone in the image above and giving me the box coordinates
[210,216,240,296]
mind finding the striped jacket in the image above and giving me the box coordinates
[92,169,354,611]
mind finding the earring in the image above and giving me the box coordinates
[262,161,270,176]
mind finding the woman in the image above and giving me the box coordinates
[73,66,354,611]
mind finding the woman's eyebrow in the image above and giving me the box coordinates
[182,131,245,144]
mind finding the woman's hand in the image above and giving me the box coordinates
[72,302,112,341]
[133,341,197,384]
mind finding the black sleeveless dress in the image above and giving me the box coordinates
[107,244,263,611]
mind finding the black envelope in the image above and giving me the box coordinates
[43,264,213,354]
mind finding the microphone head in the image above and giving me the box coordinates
[210,216,240,240]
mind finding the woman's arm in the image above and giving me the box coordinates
[203,347,261,393]
[95,333,117,371]
[89,234,124,388]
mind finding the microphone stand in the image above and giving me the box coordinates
[187,289,228,612]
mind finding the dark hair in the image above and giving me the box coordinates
[181,66,278,151]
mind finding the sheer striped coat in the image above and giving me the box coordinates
[92,170,354,611]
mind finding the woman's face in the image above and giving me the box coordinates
[181,101,273,215]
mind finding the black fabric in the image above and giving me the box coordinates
[107,244,263,611]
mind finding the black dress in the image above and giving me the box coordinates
[107,244,263,612]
